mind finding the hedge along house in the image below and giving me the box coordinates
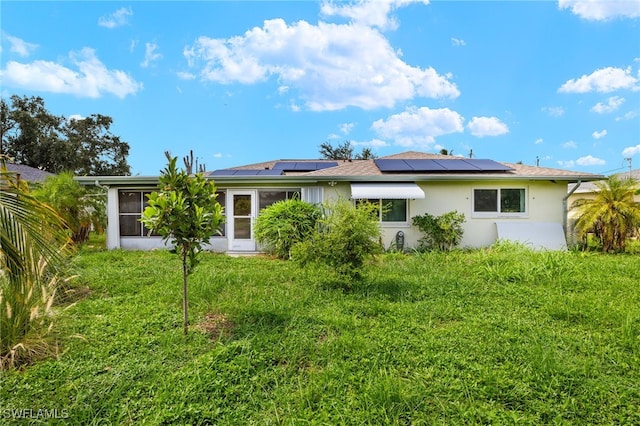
[76,151,603,252]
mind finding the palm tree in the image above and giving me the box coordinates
[571,175,640,252]
[1,156,71,368]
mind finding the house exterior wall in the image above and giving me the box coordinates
[322,180,568,250]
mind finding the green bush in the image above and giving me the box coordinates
[412,210,465,251]
[291,199,381,281]
[253,199,321,259]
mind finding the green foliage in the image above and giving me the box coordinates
[32,172,106,243]
[3,248,640,423]
[1,95,130,175]
[1,157,71,369]
[292,199,381,281]
[253,198,321,259]
[572,176,640,252]
[140,153,224,334]
[318,140,377,160]
[412,210,465,251]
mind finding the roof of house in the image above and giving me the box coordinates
[208,151,604,182]
[5,163,54,183]
[569,168,640,194]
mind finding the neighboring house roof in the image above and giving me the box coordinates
[5,163,54,183]
[569,168,640,194]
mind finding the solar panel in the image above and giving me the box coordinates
[374,159,413,172]
[375,158,513,173]
[273,161,338,171]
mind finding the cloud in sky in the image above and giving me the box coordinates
[320,0,430,31]
[183,2,459,112]
[451,38,466,47]
[467,116,509,137]
[616,110,638,121]
[371,106,464,147]
[0,47,142,98]
[563,140,578,149]
[4,33,38,57]
[542,106,565,117]
[576,155,606,166]
[98,7,133,29]
[141,42,162,68]
[558,0,640,21]
[591,95,625,113]
[559,66,639,93]
[534,138,544,144]
[592,129,607,139]
[622,144,640,156]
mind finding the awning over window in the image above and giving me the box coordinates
[495,221,567,251]
[350,183,425,199]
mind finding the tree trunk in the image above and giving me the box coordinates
[182,249,189,335]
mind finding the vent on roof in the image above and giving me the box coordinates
[210,169,283,176]
[374,159,513,173]
[272,161,339,172]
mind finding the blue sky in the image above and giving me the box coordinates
[1,0,639,176]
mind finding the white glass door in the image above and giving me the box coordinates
[228,190,256,251]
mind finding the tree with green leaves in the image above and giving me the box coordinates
[571,175,640,252]
[140,153,224,335]
[319,141,377,160]
[1,95,130,175]
[1,156,71,369]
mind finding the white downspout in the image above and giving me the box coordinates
[563,180,582,245]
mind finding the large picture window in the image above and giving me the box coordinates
[473,188,526,215]
[118,190,227,237]
[358,199,408,223]
[258,189,301,211]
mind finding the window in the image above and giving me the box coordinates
[258,189,301,211]
[473,188,526,215]
[357,199,408,223]
[118,190,227,237]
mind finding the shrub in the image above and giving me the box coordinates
[291,199,381,281]
[412,210,465,251]
[253,199,321,259]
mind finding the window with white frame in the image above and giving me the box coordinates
[473,188,526,215]
[118,190,226,237]
[357,199,408,223]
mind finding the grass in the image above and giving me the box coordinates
[1,241,639,424]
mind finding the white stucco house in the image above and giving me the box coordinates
[76,151,603,252]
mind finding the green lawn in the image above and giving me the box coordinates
[2,244,639,425]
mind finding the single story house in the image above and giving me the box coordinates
[76,151,603,252]
[5,162,54,183]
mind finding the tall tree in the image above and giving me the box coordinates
[571,175,640,252]
[1,95,131,175]
[140,153,224,335]
[319,141,377,160]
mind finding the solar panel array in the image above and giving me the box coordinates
[272,161,339,172]
[210,169,283,176]
[374,159,513,173]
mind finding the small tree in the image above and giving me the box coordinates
[412,210,465,251]
[254,199,321,259]
[291,199,381,281]
[571,175,640,252]
[140,154,224,335]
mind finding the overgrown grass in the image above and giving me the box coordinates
[1,243,639,424]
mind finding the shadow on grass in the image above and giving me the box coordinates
[318,276,422,302]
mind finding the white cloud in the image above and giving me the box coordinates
[542,106,565,117]
[4,34,38,57]
[0,48,142,98]
[563,140,578,149]
[558,0,640,21]
[592,129,607,139]
[98,7,133,29]
[559,66,639,93]
[213,152,223,158]
[177,71,196,80]
[467,116,509,137]
[371,106,464,147]
[339,122,355,135]
[591,95,625,113]
[557,160,575,168]
[576,155,606,166]
[141,42,162,68]
[351,138,389,148]
[451,37,466,47]
[183,14,458,112]
[320,0,429,31]
[68,114,85,122]
[534,138,544,144]
[616,110,638,121]
[622,144,640,156]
